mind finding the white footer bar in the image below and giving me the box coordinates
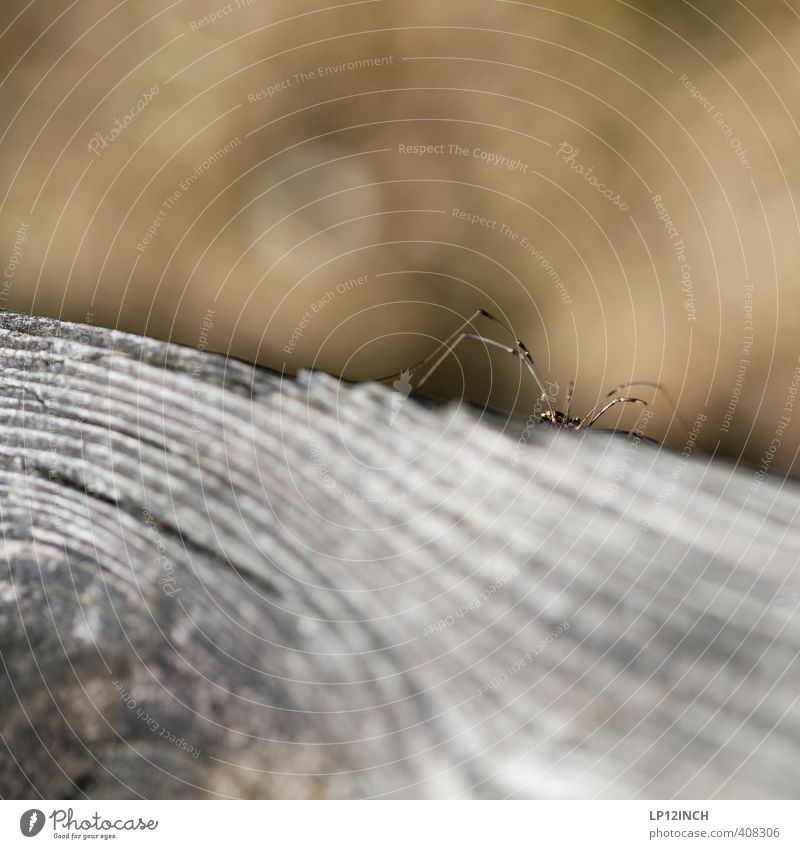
[2,800,797,847]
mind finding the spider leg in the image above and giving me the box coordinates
[373,309,489,383]
[565,379,575,421]
[604,380,692,432]
[375,309,555,416]
[413,332,511,387]
[576,396,648,431]
[414,333,536,392]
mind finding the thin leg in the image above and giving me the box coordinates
[564,379,575,420]
[604,381,691,432]
[415,332,517,388]
[376,309,554,416]
[576,396,648,431]
[374,309,497,383]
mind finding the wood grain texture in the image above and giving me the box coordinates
[0,311,799,800]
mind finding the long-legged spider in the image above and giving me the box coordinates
[379,308,683,431]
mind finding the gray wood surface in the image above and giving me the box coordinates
[0,311,798,799]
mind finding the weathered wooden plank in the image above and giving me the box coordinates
[0,311,798,799]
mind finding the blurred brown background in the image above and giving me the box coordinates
[2,0,799,474]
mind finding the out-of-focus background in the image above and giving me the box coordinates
[1,0,799,473]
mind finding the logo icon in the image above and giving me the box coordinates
[20,809,45,837]
[390,369,413,425]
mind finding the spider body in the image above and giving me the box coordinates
[539,410,582,429]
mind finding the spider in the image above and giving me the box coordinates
[380,308,682,432]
